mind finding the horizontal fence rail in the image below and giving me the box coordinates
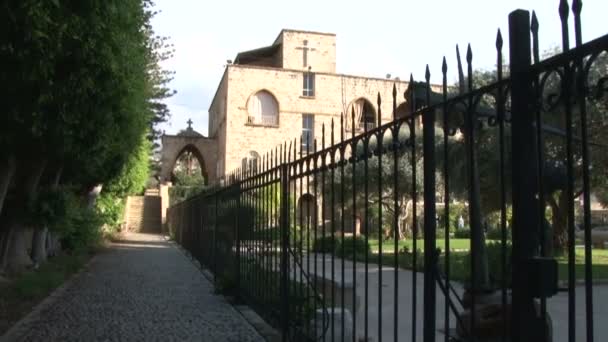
[167,2,606,341]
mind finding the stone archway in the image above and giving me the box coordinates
[159,124,218,226]
[160,126,218,185]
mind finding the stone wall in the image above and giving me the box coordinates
[277,30,336,73]
[221,64,410,174]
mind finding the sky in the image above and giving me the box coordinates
[151,0,607,136]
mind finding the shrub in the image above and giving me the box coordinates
[61,204,104,252]
[311,235,336,253]
[335,236,371,257]
[96,194,125,232]
[485,225,511,240]
[485,241,512,288]
[454,228,471,239]
[398,247,426,270]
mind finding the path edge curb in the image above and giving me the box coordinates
[164,235,281,342]
[0,251,100,342]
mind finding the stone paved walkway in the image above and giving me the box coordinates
[3,233,264,342]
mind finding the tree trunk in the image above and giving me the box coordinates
[31,164,63,263]
[550,192,568,255]
[31,227,47,264]
[7,225,34,271]
[0,155,16,216]
[463,121,490,291]
[46,231,61,257]
[5,158,47,272]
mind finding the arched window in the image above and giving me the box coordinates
[247,91,278,126]
[241,151,260,174]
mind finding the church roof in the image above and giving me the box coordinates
[177,126,203,137]
[234,44,281,66]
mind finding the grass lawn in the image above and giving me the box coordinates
[0,249,96,335]
[367,238,496,253]
[557,248,608,281]
[348,239,608,282]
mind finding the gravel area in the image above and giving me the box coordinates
[3,233,264,342]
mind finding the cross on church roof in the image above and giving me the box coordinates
[295,39,316,68]
[187,118,193,129]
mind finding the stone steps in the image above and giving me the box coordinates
[125,193,162,233]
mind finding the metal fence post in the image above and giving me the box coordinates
[235,184,241,299]
[509,9,542,342]
[279,163,290,341]
[214,194,218,284]
[422,71,437,342]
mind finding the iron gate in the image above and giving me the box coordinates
[167,2,607,341]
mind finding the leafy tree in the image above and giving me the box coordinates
[316,123,424,240]
[0,0,174,270]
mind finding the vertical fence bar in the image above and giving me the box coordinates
[350,108,357,342]
[441,56,451,342]
[321,124,328,342]
[330,120,336,342]
[558,2,577,340]
[280,161,291,342]
[339,114,346,342]
[509,9,542,342]
[572,1,595,340]
[422,65,437,342]
[409,73,418,342]
[496,29,509,342]
[377,104,384,342]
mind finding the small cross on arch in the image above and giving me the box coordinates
[187,118,193,129]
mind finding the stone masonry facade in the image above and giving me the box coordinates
[208,29,411,178]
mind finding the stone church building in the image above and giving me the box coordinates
[208,29,409,179]
[160,29,412,226]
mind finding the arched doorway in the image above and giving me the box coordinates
[348,98,377,131]
[159,123,217,185]
[170,144,208,185]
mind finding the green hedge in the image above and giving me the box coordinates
[311,235,371,257]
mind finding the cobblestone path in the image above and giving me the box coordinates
[3,233,264,342]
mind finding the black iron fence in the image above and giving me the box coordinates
[168,2,606,341]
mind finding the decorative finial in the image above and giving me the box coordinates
[187,118,193,129]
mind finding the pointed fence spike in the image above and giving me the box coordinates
[351,106,356,137]
[572,0,583,46]
[572,0,582,14]
[496,29,504,50]
[559,0,570,20]
[442,56,448,74]
[340,113,344,140]
[456,45,465,94]
[531,11,539,33]
[322,123,325,148]
[466,44,473,63]
[425,64,431,81]
[391,86,397,121]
